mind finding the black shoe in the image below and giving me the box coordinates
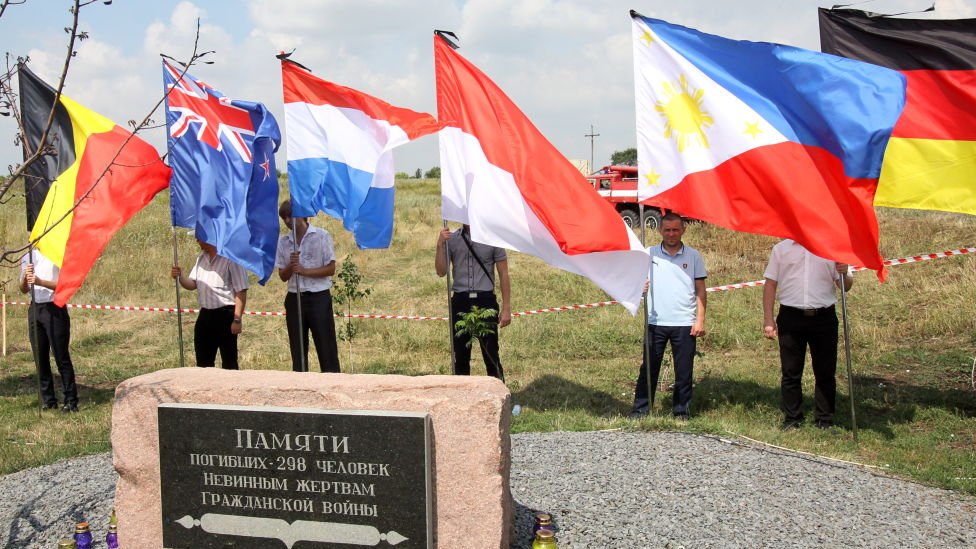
[627,410,648,420]
[815,420,833,430]
[42,402,59,410]
[781,419,803,431]
[61,404,79,414]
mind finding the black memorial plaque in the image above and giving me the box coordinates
[158,403,433,549]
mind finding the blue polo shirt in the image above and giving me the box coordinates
[647,243,707,326]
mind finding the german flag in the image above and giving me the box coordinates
[19,65,172,306]
[819,8,976,216]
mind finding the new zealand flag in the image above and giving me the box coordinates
[164,60,281,283]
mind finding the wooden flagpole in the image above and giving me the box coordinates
[839,268,858,442]
[640,205,654,411]
[443,221,457,375]
[171,228,186,369]
[291,215,307,372]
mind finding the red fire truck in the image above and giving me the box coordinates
[587,165,663,230]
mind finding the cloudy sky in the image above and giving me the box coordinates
[2,0,974,176]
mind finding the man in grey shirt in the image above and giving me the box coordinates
[435,225,511,380]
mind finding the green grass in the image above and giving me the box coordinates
[1,177,975,494]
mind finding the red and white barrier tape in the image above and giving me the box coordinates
[2,246,972,320]
[705,246,975,293]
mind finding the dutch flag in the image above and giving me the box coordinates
[281,59,441,249]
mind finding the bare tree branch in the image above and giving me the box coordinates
[0,18,213,267]
[0,0,84,204]
[0,0,28,20]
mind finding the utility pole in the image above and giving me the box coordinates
[585,124,600,174]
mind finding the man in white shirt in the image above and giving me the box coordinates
[172,239,249,369]
[763,239,853,430]
[629,213,707,420]
[20,249,78,412]
[276,200,340,373]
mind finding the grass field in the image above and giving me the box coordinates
[1,177,974,493]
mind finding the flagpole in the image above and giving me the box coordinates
[2,286,7,358]
[839,268,858,442]
[27,246,43,417]
[291,215,307,372]
[171,227,186,369]
[443,221,457,376]
[639,205,654,412]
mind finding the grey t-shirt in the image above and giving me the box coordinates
[447,229,506,292]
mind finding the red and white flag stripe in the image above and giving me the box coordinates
[434,36,650,314]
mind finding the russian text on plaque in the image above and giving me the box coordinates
[158,404,433,548]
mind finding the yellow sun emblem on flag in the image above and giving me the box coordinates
[655,75,713,152]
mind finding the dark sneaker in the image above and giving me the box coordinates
[42,402,59,410]
[627,411,649,420]
[815,420,833,430]
[61,404,79,414]
[781,419,803,431]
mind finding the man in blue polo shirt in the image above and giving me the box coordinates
[629,213,707,420]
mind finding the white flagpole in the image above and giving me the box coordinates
[2,287,6,358]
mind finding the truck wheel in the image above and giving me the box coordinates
[643,210,661,231]
[620,209,639,228]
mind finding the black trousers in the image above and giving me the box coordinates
[450,291,503,380]
[195,306,238,369]
[28,302,77,407]
[285,290,340,373]
[777,305,838,423]
[631,324,696,415]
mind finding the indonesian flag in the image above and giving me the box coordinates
[434,35,650,313]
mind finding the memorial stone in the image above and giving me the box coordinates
[112,369,512,548]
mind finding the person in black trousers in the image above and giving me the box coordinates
[276,200,341,373]
[762,239,853,430]
[20,249,78,413]
[435,225,511,380]
[172,239,249,369]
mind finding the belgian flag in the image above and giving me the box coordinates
[819,8,976,216]
[19,65,171,305]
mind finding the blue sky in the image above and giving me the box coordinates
[2,0,974,176]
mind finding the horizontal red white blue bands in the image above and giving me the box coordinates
[282,61,441,141]
[5,247,970,319]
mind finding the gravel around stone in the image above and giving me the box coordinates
[2,431,974,548]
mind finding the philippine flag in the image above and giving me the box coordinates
[281,59,441,249]
[435,34,650,314]
[632,12,906,278]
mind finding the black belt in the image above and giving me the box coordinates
[780,304,835,317]
[452,290,495,298]
[297,289,330,296]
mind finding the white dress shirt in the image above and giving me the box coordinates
[20,250,57,304]
[275,225,336,293]
[188,253,249,309]
[764,240,840,309]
